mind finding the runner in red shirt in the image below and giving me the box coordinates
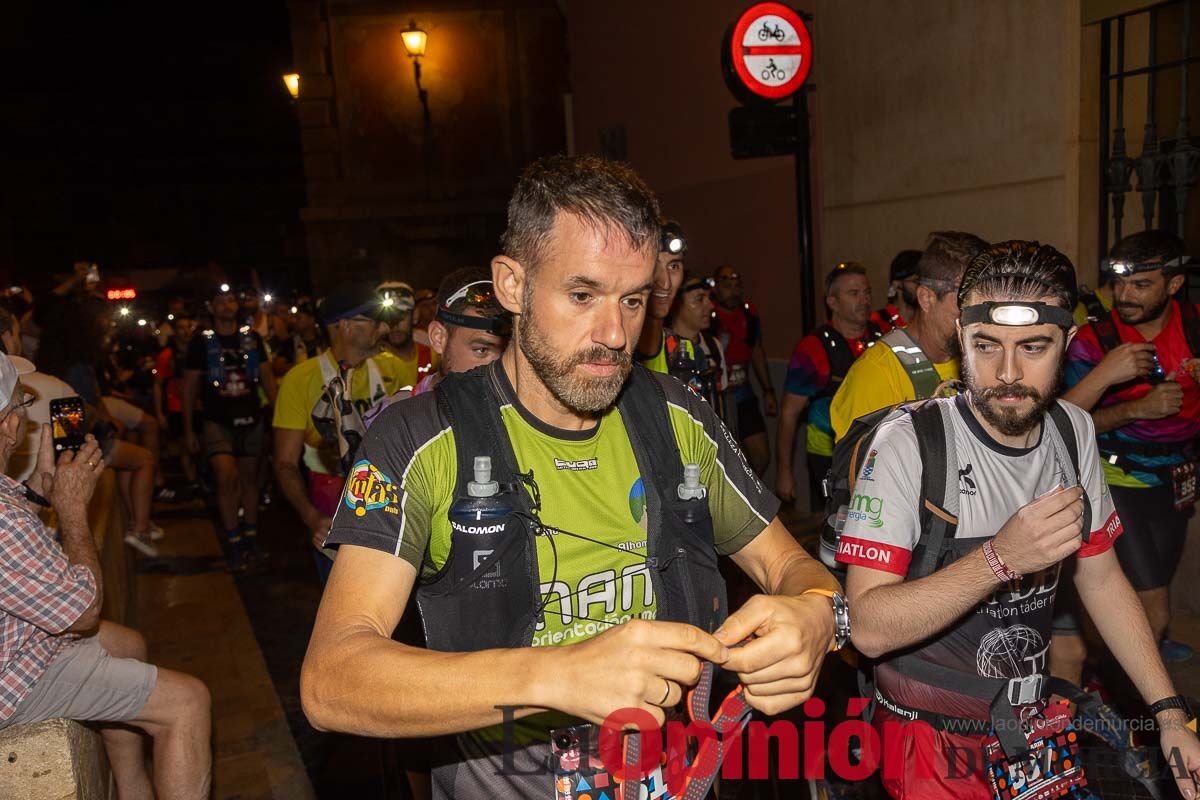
[154,313,199,489]
[1064,229,1200,664]
[712,264,778,476]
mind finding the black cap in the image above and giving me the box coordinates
[319,282,386,324]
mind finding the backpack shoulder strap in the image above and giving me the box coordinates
[880,328,942,399]
[1090,310,1122,354]
[434,365,530,508]
[1176,300,1200,359]
[1046,401,1092,540]
[616,366,685,502]
[908,400,959,578]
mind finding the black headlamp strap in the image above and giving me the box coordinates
[436,307,508,334]
[959,301,1074,329]
[1110,255,1192,274]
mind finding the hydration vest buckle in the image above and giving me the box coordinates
[1007,674,1044,706]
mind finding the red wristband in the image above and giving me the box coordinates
[982,540,1020,582]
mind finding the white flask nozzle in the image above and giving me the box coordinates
[677,463,707,500]
[468,455,500,497]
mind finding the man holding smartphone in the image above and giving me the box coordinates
[0,351,212,799]
[1064,230,1200,663]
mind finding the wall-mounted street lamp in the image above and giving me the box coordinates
[401,20,431,128]
[401,22,427,58]
[282,73,300,100]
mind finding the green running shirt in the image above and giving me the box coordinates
[325,361,779,795]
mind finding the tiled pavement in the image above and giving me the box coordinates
[136,510,315,800]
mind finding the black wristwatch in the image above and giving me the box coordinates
[1149,695,1191,719]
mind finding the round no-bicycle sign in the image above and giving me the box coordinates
[729,2,812,101]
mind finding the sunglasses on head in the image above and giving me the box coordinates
[436,281,510,335]
[441,280,495,309]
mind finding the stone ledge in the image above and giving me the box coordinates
[0,718,112,800]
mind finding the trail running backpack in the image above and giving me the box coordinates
[817,397,1089,575]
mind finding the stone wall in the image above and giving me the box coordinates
[288,0,570,293]
[813,0,1097,292]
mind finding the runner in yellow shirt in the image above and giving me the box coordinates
[829,232,984,441]
[273,282,410,581]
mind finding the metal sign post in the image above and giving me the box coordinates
[723,2,816,334]
[792,90,815,337]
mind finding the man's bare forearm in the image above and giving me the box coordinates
[1077,554,1176,707]
[302,627,562,737]
[276,460,318,524]
[766,547,841,597]
[849,549,1001,658]
[751,342,772,393]
[776,394,808,475]
[1061,368,1112,412]
[1091,398,1145,434]
[181,372,199,430]
[262,369,278,406]
[59,511,103,628]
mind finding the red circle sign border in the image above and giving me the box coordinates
[730,2,812,100]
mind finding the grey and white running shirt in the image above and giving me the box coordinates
[837,395,1122,720]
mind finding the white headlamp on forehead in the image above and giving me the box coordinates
[660,222,687,256]
[1108,255,1192,276]
[959,301,1075,329]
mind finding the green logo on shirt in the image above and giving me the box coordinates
[848,493,884,528]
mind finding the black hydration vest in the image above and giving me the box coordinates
[414,364,729,653]
[815,322,883,400]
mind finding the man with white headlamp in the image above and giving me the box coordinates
[378,280,434,385]
[634,219,687,374]
[1065,230,1200,663]
[841,240,1200,799]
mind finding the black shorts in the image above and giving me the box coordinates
[204,418,264,459]
[735,392,767,440]
[1111,483,1192,591]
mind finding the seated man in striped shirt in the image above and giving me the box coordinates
[0,352,211,800]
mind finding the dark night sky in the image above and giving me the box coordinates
[0,2,308,289]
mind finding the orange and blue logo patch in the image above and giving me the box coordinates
[344,460,401,516]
